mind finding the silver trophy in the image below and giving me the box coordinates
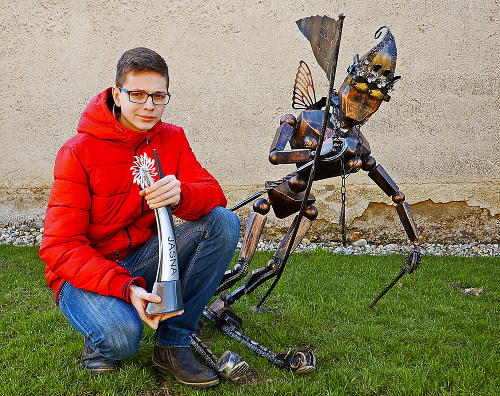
[131,150,184,315]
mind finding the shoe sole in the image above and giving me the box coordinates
[81,339,119,374]
[152,357,219,388]
[82,365,119,374]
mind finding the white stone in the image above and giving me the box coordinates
[352,239,367,248]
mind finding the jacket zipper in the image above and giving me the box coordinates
[125,226,132,248]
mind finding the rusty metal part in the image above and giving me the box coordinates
[230,159,316,212]
[230,137,347,212]
[362,155,377,171]
[366,161,421,307]
[204,305,316,373]
[190,334,249,381]
[288,174,308,193]
[290,110,337,150]
[267,181,315,219]
[392,191,405,204]
[222,215,312,303]
[273,216,313,261]
[304,204,318,220]
[296,15,341,81]
[369,265,406,309]
[396,202,419,242]
[215,212,267,295]
[288,350,316,374]
[270,122,294,152]
[253,198,271,214]
[368,164,399,197]
[298,134,367,181]
[338,26,399,126]
[269,149,313,165]
[281,113,298,127]
[338,77,383,125]
[348,27,399,97]
[369,243,421,308]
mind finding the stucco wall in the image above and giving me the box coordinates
[1,0,499,243]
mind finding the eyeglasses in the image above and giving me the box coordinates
[118,87,171,105]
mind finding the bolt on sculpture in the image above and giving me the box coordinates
[208,13,421,377]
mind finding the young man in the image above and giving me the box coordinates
[39,47,240,389]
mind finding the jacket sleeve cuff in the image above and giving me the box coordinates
[172,185,190,215]
[171,191,183,211]
[108,275,147,302]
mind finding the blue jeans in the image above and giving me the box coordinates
[58,206,240,360]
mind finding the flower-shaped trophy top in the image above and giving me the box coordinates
[131,153,158,189]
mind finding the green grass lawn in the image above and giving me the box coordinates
[0,244,498,396]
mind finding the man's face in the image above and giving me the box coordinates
[112,71,169,132]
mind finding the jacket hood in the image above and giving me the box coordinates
[77,88,161,147]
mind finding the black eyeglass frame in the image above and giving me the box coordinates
[117,87,171,105]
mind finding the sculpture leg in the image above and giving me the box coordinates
[360,157,422,308]
[364,157,421,269]
[201,212,317,373]
[215,212,267,295]
[219,214,312,305]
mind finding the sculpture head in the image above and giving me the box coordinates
[338,27,400,126]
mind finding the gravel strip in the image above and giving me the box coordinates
[2,225,499,257]
[1,225,44,246]
[245,239,500,257]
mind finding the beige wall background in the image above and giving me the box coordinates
[1,0,499,243]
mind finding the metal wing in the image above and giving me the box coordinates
[292,61,317,110]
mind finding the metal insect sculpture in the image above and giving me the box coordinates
[197,13,422,377]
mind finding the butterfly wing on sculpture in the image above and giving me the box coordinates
[292,61,317,110]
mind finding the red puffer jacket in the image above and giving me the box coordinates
[40,88,227,304]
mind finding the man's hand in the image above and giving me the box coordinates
[128,284,183,330]
[140,175,181,209]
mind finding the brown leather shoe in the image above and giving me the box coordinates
[80,339,119,373]
[152,346,219,388]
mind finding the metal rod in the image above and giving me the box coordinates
[368,267,406,309]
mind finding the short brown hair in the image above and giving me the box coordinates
[115,47,169,87]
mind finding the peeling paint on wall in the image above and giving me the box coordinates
[2,186,500,245]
